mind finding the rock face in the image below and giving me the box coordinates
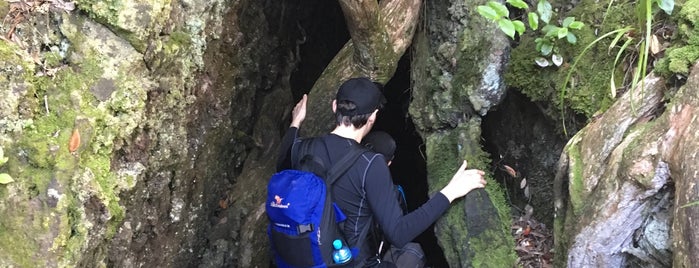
[409,0,516,266]
[554,64,699,267]
[0,0,299,267]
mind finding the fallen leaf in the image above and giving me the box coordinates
[524,185,530,199]
[649,34,662,55]
[535,57,550,67]
[551,54,563,66]
[524,204,534,219]
[504,164,518,178]
[69,128,80,153]
[520,178,527,189]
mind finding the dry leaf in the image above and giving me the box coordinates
[524,186,530,199]
[504,164,518,178]
[520,178,527,189]
[69,128,80,153]
[535,57,550,67]
[551,54,563,66]
[649,34,662,55]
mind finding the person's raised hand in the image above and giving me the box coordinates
[290,94,307,128]
[439,160,487,202]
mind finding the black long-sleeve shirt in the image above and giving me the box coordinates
[276,127,450,264]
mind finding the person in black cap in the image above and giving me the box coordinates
[276,77,487,267]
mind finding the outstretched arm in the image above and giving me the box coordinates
[367,160,486,247]
[276,95,307,171]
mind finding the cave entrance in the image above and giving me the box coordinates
[374,55,449,267]
[286,2,447,266]
[481,90,567,227]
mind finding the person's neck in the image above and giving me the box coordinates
[331,125,365,143]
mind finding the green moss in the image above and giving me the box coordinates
[619,121,661,187]
[470,229,518,267]
[0,205,42,267]
[505,0,636,119]
[565,136,585,215]
[661,45,699,74]
[656,0,699,75]
[43,51,64,68]
[426,122,516,267]
[76,0,122,27]
[4,35,145,264]
[167,31,193,54]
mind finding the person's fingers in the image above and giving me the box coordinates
[462,169,484,177]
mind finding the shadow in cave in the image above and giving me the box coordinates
[286,2,448,266]
[481,89,567,227]
[373,55,449,268]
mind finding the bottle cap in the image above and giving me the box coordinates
[332,239,342,249]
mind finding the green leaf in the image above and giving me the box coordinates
[537,0,552,23]
[488,1,510,18]
[535,38,544,51]
[0,156,7,166]
[543,25,558,37]
[542,27,561,37]
[562,17,575,28]
[566,32,577,44]
[569,21,584,29]
[655,0,674,15]
[541,43,553,55]
[499,19,516,39]
[0,173,13,184]
[513,20,526,36]
[557,27,569,39]
[528,12,539,30]
[477,5,501,21]
[507,0,529,9]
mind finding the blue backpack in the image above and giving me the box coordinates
[266,138,367,267]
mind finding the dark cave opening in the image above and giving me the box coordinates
[481,90,567,227]
[374,55,449,267]
[286,2,447,266]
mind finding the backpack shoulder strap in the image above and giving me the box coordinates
[325,143,367,186]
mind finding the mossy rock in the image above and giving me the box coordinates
[505,0,639,119]
[76,0,173,52]
[656,0,699,75]
[0,11,155,266]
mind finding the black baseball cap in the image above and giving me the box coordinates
[361,131,396,162]
[336,77,386,116]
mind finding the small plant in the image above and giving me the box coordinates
[0,146,13,185]
[680,200,699,208]
[477,0,584,67]
[557,0,675,135]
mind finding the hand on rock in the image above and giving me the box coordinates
[440,160,487,202]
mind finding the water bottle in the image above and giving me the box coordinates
[332,239,352,264]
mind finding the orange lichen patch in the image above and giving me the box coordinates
[69,128,80,153]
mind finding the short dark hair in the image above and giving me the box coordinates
[335,100,373,128]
